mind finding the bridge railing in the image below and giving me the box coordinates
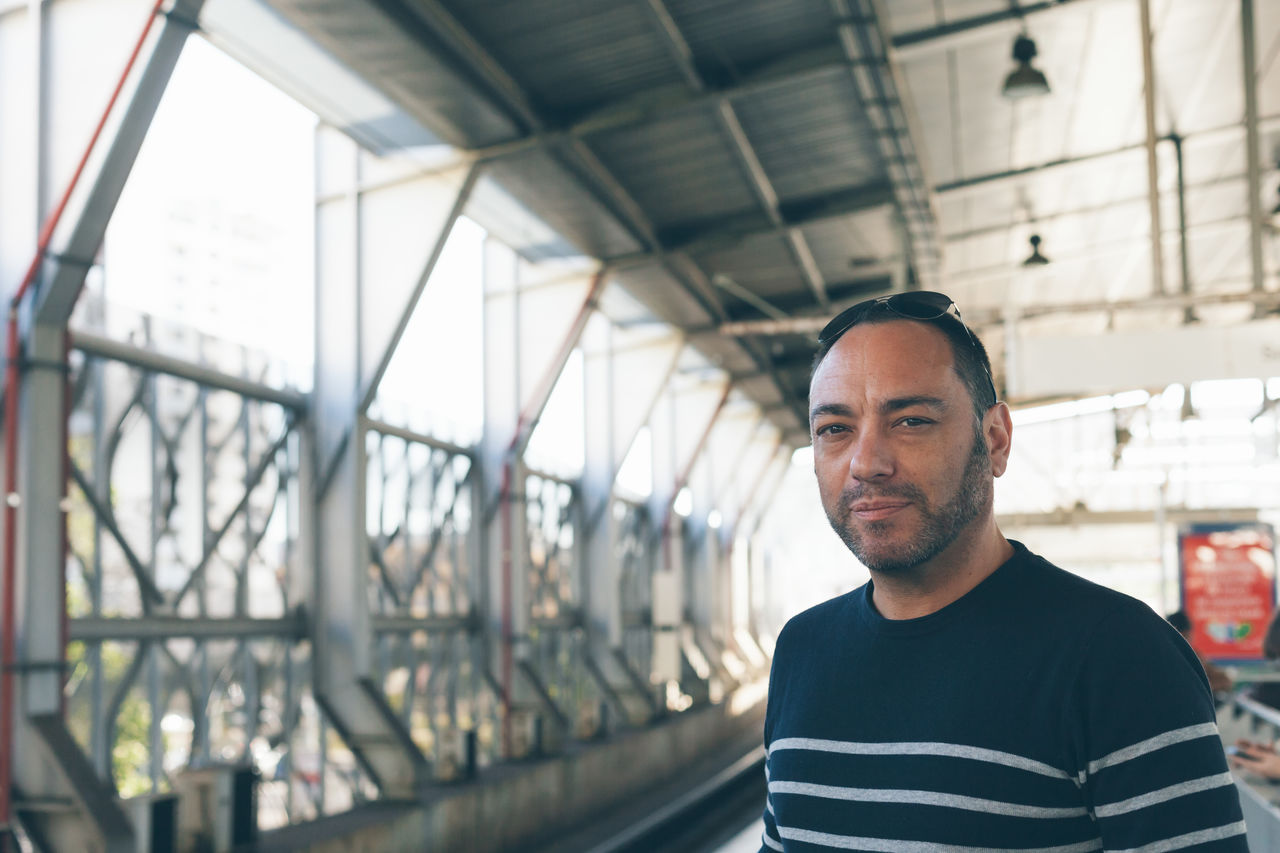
[66,329,371,829]
[1228,691,1280,849]
[363,420,500,775]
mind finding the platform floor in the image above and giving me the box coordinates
[715,819,763,853]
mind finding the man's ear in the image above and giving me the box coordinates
[985,402,1013,477]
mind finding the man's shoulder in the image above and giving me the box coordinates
[1013,543,1145,607]
[1011,542,1177,642]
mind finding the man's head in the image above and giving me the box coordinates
[808,293,1011,575]
[812,292,998,423]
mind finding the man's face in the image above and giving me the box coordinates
[808,320,1007,574]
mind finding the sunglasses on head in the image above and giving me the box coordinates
[818,290,998,404]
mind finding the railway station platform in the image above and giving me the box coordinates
[2,0,1280,849]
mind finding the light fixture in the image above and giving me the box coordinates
[1022,234,1050,266]
[1002,34,1051,99]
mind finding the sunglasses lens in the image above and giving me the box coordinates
[886,291,954,320]
[818,292,957,344]
[817,305,864,344]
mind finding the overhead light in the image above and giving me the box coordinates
[1022,234,1050,266]
[1002,35,1051,99]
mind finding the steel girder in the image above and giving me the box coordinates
[0,6,800,847]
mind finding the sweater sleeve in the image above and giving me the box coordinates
[1067,602,1247,851]
[759,619,790,852]
[760,758,782,851]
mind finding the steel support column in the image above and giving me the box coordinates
[6,1,204,848]
[479,236,604,754]
[311,122,478,796]
[1137,0,1166,299]
[719,432,785,663]
[647,377,730,688]
[686,406,763,676]
[581,315,681,722]
[1240,0,1266,301]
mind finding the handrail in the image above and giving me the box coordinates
[1234,693,1280,730]
[361,415,474,458]
[71,330,307,410]
[69,615,305,642]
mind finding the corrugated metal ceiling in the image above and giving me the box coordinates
[224,0,1280,438]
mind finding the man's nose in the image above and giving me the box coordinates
[848,427,894,481]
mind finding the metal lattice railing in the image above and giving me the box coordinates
[523,471,606,739]
[615,498,655,684]
[364,422,500,773]
[63,337,372,829]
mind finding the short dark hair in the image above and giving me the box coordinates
[810,308,997,422]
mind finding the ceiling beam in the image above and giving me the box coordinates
[831,0,942,291]
[717,287,1280,336]
[941,169,1271,245]
[890,0,1102,59]
[702,182,896,251]
[641,0,830,306]
[380,0,810,429]
[933,114,1280,198]
[469,45,859,163]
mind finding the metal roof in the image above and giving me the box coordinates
[204,0,1280,442]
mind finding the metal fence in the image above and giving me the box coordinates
[46,328,761,835]
[364,421,500,775]
[64,335,371,829]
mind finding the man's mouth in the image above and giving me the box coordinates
[850,501,910,521]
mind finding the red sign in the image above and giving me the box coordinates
[1180,523,1276,661]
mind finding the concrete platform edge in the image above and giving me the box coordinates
[256,679,768,853]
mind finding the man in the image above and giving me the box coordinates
[760,292,1246,851]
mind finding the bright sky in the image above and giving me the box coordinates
[103,36,315,386]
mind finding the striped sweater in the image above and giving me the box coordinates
[760,541,1246,852]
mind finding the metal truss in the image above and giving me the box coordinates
[521,470,602,740]
[614,499,656,703]
[0,8,782,843]
[62,329,373,830]
[6,271,774,844]
[363,421,500,775]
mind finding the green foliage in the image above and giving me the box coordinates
[113,690,153,798]
[64,641,157,796]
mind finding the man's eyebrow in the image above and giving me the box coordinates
[880,396,948,415]
[808,402,852,424]
[808,397,949,425]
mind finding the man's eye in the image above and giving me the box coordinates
[898,417,932,428]
[816,423,849,437]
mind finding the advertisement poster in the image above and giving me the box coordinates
[1179,522,1276,661]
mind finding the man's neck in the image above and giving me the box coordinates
[869,522,1013,620]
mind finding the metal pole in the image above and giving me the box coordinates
[147,357,162,791]
[1171,134,1194,324]
[90,357,106,776]
[1241,0,1265,297]
[1157,478,1169,611]
[1138,0,1166,298]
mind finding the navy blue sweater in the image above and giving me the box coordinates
[760,541,1246,851]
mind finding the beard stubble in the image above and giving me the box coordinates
[824,430,992,574]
